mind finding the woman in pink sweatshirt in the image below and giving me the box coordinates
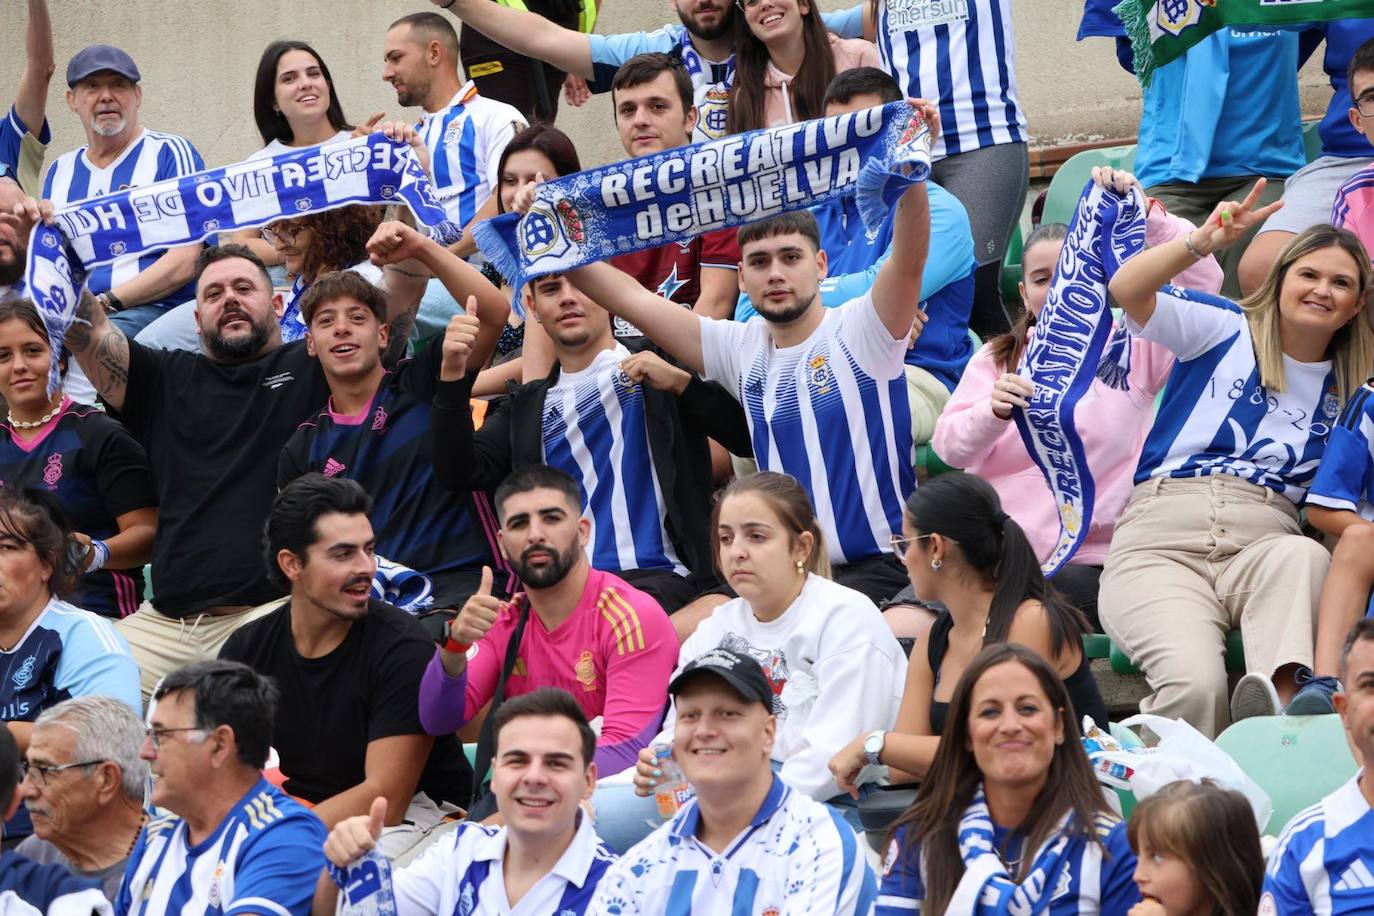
[727,0,880,133]
[927,167,1223,628]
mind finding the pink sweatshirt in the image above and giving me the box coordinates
[417,569,678,777]
[763,34,881,127]
[930,206,1223,567]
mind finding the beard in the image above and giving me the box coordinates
[752,290,817,326]
[678,2,734,42]
[393,75,431,109]
[90,114,127,138]
[202,313,275,362]
[0,244,25,287]
[513,539,580,589]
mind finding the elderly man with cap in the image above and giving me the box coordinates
[41,44,205,339]
[15,696,149,901]
[590,649,878,915]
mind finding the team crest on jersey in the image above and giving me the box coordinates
[761,909,780,916]
[207,861,227,907]
[882,838,900,876]
[513,656,527,677]
[612,365,636,392]
[699,87,730,140]
[1323,387,1340,422]
[42,453,63,489]
[458,881,476,915]
[1156,0,1213,37]
[11,656,35,689]
[808,355,833,395]
[1258,893,1277,916]
[371,405,388,432]
[108,241,127,257]
[575,649,597,691]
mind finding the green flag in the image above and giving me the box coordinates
[1114,0,1374,84]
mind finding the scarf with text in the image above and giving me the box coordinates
[24,133,462,396]
[1014,180,1146,575]
[1113,0,1374,84]
[473,100,932,315]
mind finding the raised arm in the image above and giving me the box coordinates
[14,0,53,141]
[871,100,941,339]
[67,289,131,411]
[567,261,706,372]
[1109,178,1281,327]
[431,0,595,79]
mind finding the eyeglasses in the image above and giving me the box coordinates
[20,759,104,788]
[143,726,206,750]
[735,0,763,9]
[1357,95,1374,118]
[889,532,958,554]
[260,224,300,248]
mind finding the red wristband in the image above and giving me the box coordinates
[444,620,470,655]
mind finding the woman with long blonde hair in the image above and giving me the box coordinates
[1103,180,1374,738]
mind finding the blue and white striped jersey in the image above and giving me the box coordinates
[41,129,204,307]
[1132,285,1341,504]
[0,104,50,193]
[1307,382,1374,521]
[390,812,615,915]
[871,0,1027,159]
[588,25,734,142]
[591,774,877,915]
[1262,773,1374,915]
[115,779,325,916]
[0,850,110,916]
[700,292,914,566]
[877,816,1139,915]
[415,83,526,228]
[542,345,686,576]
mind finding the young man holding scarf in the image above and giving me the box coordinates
[528,102,939,605]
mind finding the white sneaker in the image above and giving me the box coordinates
[1230,672,1282,722]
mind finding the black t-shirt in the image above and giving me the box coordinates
[220,599,470,807]
[277,338,496,607]
[109,340,330,618]
[0,402,155,617]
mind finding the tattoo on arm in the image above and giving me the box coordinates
[90,331,130,395]
[383,309,417,367]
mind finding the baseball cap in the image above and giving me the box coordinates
[668,648,775,710]
[67,45,141,88]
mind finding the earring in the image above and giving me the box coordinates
[795,559,805,576]
[930,559,942,571]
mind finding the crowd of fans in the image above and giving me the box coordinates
[0,0,1369,914]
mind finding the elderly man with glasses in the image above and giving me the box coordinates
[115,660,325,916]
[15,696,147,900]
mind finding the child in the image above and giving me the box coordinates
[1127,780,1265,916]
[1296,378,1374,715]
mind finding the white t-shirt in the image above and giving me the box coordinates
[248,129,353,161]
[1132,285,1341,504]
[699,293,915,566]
[662,574,907,800]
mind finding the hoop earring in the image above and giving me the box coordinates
[930,559,942,571]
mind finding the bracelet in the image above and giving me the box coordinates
[1181,229,1207,260]
[86,539,109,573]
[104,290,124,313]
[443,619,470,655]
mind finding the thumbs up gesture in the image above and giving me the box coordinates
[440,296,482,382]
[323,796,387,868]
[450,566,501,647]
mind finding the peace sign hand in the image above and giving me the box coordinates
[1189,178,1284,257]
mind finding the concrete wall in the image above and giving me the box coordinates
[0,0,1333,175]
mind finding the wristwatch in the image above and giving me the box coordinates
[863,730,886,767]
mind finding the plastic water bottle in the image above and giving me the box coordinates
[335,849,398,916]
[652,744,694,820]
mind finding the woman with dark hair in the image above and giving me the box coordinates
[0,298,156,620]
[726,0,879,133]
[875,644,1139,915]
[233,41,356,267]
[829,471,1106,791]
[261,205,387,343]
[932,167,1222,627]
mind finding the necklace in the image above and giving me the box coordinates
[125,813,146,858]
[7,400,62,430]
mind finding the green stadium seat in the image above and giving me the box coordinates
[1215,714,1357,833]
[1041,146,1138,228]
[1083,633,1112,660]
[1302,119,1323,164]
[1110,629,1244,675]
[1001,221,1024,308]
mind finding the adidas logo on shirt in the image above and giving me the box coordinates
[1335,860,1374,892]
[322,458,346,478]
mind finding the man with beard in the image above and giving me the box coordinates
[43,45,204,337]
[539,108,938,605]
[418,465,678,797]
[431,0,738,142]
[220,475,471,859]
[430,270,749,623]
[279,231,510,629]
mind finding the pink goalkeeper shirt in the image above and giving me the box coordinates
[418,568,678,777]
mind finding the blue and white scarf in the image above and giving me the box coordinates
[24,133,462,396]
[370,555,434,614]
[1013,180,1146,575]
[474,100,932,314]
[949,785,1075,915]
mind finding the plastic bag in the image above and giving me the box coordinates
[1095,714,1273,832]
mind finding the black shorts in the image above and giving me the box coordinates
[833,553,910,606]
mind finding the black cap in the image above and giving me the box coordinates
[67,45,141,88]
[669,648,775,710]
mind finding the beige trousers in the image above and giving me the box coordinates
[116,598,287,706]
[1099,475,1326,738]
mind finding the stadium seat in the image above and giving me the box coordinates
[1083,633,1111,660]
[1000,221,1023,308]
[1110,629,1244,675]
[1041,146,1138,227]
[1302,119,1322,164]
[1215,714,1357,833]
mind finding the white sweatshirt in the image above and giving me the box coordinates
[661,574,908,802]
